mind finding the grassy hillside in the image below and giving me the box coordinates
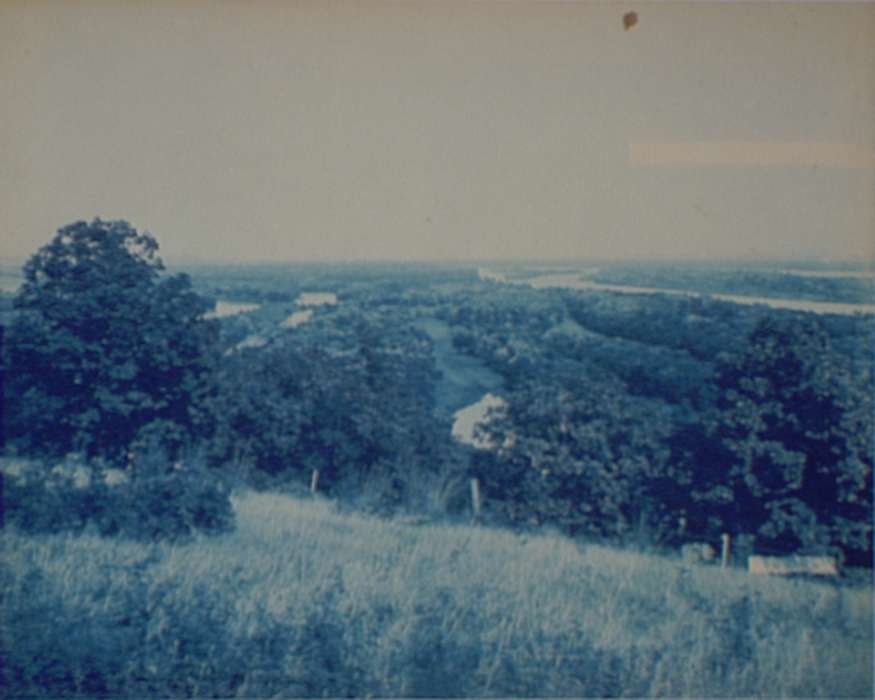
[2,491,872,698]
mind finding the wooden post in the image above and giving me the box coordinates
[310,469,320,494]
[721,534,731,569]
[470,478,481,516]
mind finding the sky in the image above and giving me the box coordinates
[2,1,873,264]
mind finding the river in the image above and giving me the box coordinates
[413,317,506,448]
[514,272,875,316]
[413,318,504,414]
[205,301,261,319]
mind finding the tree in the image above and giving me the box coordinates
[477,368,680,542]
[207,308,455,511]
[707,316,872,562]
[4,219,218,462]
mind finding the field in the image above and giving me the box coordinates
[2,490,872,698]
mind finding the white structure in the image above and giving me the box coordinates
[748,555,839,577]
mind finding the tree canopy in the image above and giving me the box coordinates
[4,219,217,462]
[476,369,679,540]
[659,317,874,564]
[707,317,873,561]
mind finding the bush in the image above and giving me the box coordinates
[101,467,234,541]
[1,456,234,541]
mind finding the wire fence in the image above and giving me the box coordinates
[459,475,849,566]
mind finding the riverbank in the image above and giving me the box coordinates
[481,268,875,316]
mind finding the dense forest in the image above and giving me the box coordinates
[2,220,873,567]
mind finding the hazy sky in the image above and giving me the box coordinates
[2,1,873,263]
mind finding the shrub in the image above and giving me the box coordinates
[1,456,234,541]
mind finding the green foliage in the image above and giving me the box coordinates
[1,491,871,698]
[4,219,218,462]
[476,372,683,542]
[2,460,110,535]
[438,279,872,562]
[561,289,756,363]
[2,456,235,541]
[206,306,463,513]
[10,249,864,562]
[690,317,873,563]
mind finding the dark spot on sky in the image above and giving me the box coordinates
[623,12,638,31]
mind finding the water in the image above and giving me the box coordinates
[281,310,314,328]
[205,301,261,319]
[516,272,875,316]
[413,317,504,414]
[779,268,875,280]
[281,292,339,327]
[451,393,507,449]
[297,292,338,307]
[233,335,268,351]
[413,317,507,449]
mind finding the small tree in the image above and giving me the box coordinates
[4,219,218,463]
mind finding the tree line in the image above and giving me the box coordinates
[449,281,873,565]
[2,219,872,565]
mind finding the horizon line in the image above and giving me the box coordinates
[1,254,873,269]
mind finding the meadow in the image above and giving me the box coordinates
[2,490,872,698]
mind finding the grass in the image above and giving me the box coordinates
[2,490,872,697]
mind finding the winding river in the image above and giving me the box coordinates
[491,271,875,316]
[413,317,505,448]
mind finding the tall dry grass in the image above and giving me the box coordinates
[2,490,872,697]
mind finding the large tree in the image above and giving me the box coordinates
[476,368,680,541]
[704,316,872,562]
[4,219,218,462]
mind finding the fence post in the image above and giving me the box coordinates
[721,533,731,569]
[470,478,481,517]
[310,469,320,494]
